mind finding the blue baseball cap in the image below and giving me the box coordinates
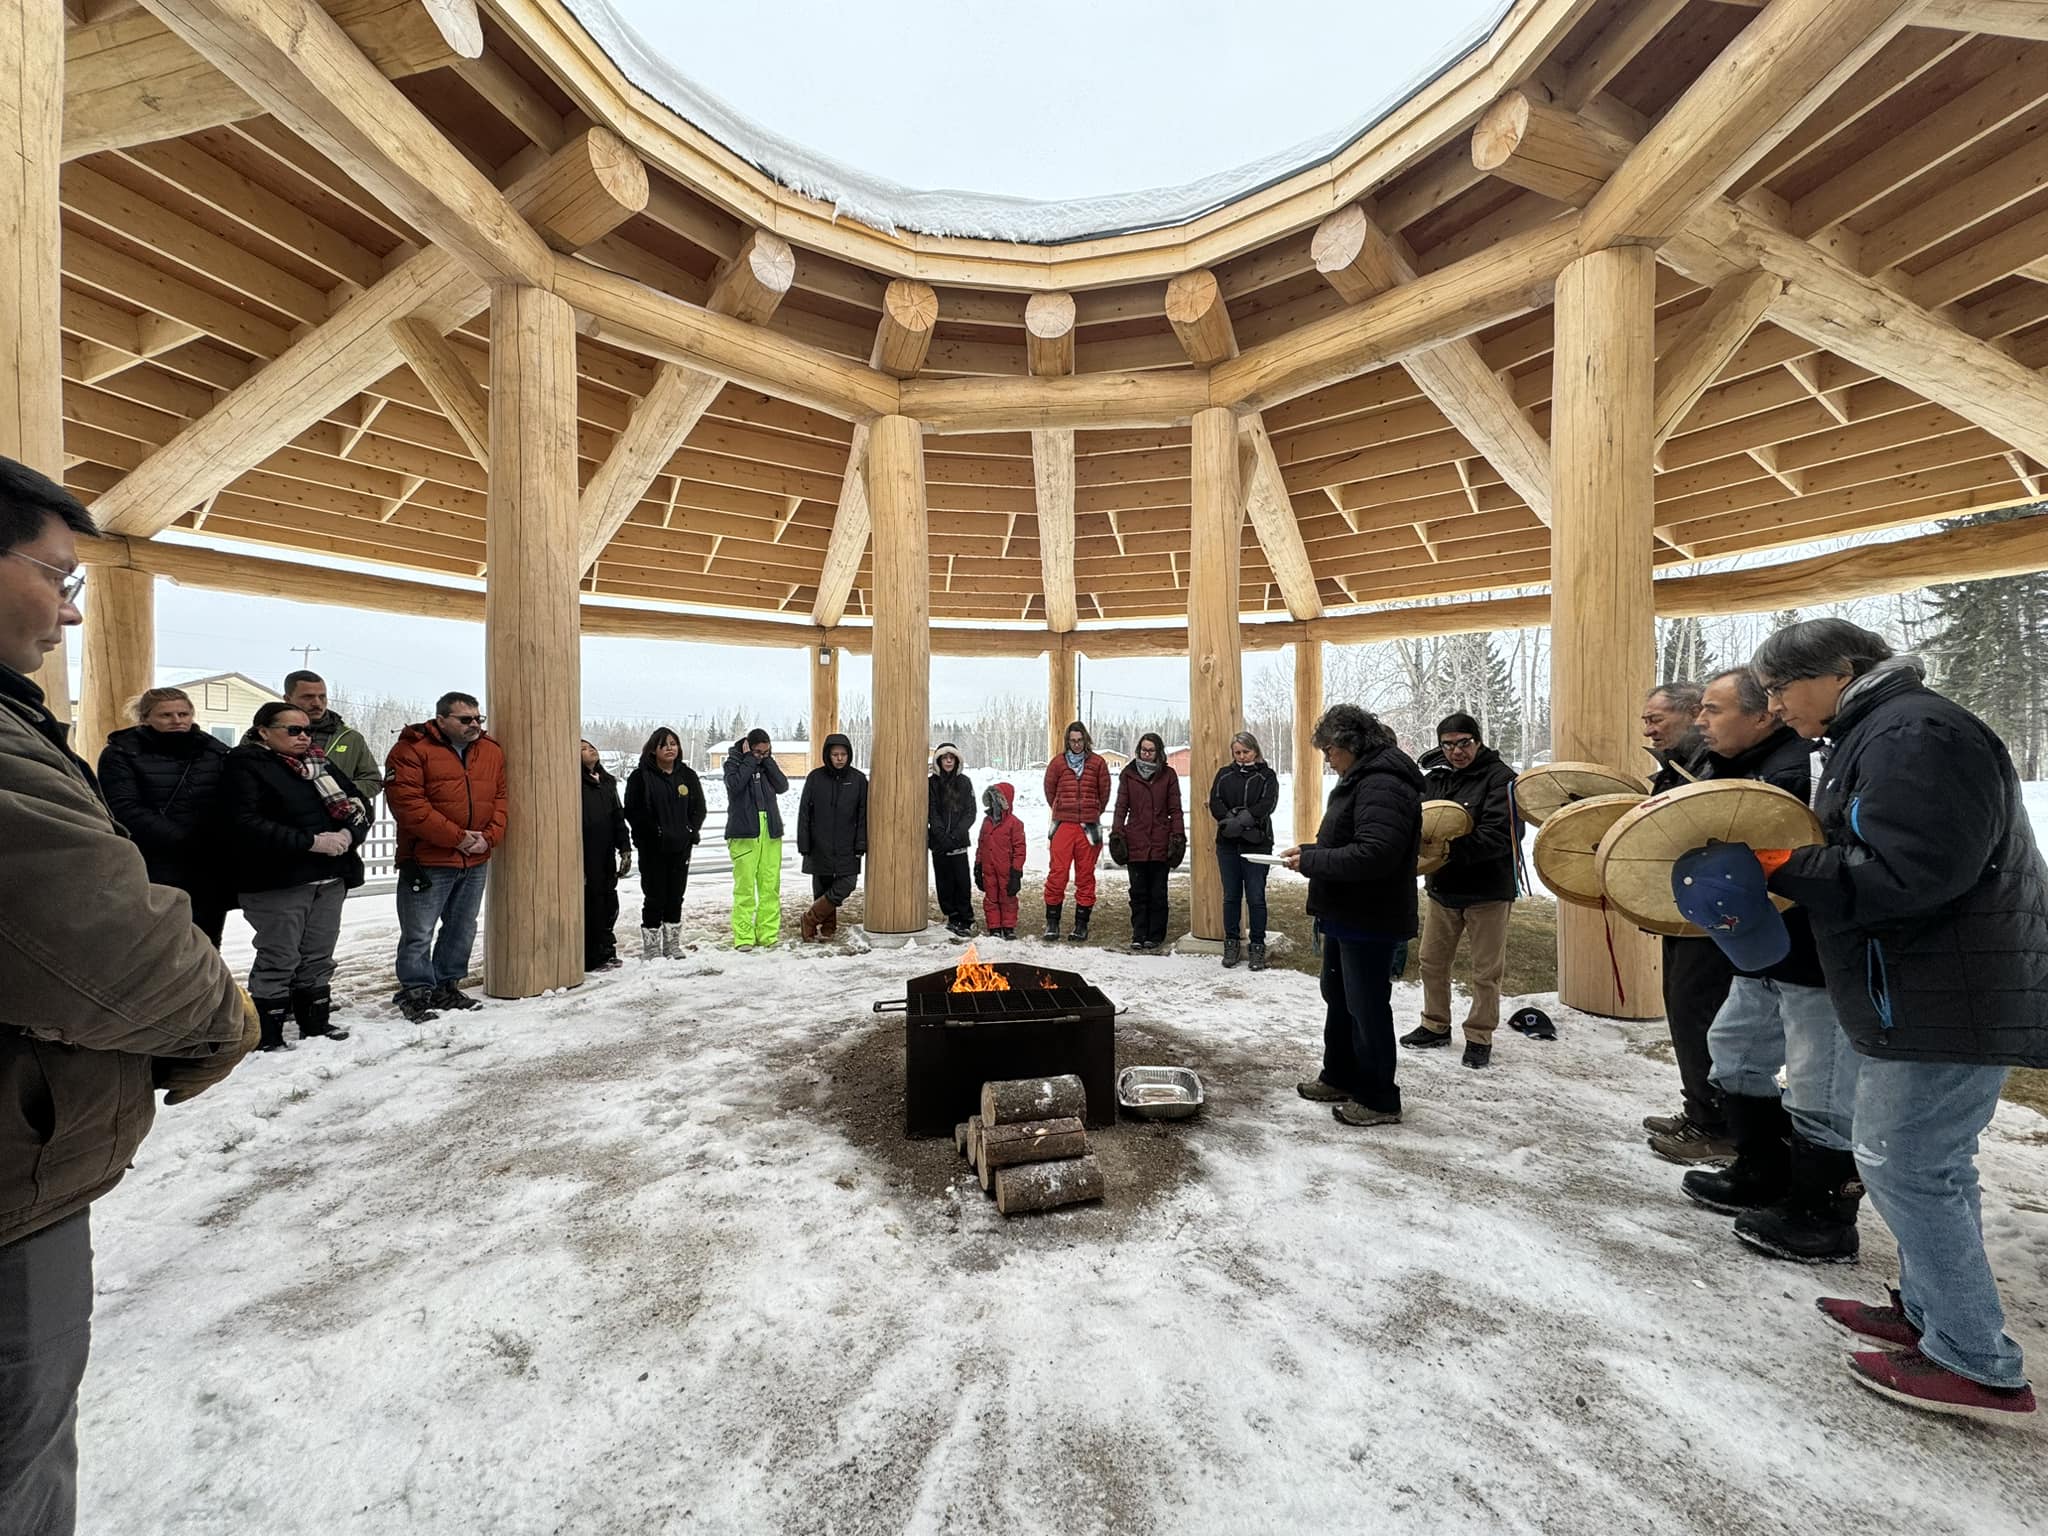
[1671,843,1791,973]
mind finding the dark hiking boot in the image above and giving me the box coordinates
[291,986,350,1042]
[1222,937,1241,968]
[1848,1349,2036,1423]
[1069,905,1092,943]
[1648,1119,1739,1165]
[1296,1077,1348,1102]
[1682,1092,1792,1213]
[1643,1108,1697,1137]
[1818,1290,1921,1352]
[1042,903,1064,942]
[1462,1042,1492,1069]
[394,987,440,1024]
[255,996,295,1052]
[1734,1140,1862,1264]
[1247,941,1267,972]
[430,983,482,1012]
[1333,1101,1402,1127]
[1399,1023,1452,1049]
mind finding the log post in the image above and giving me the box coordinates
[863,413,930,938]
[3,1,70,716]
[1048,633,1077,761]
[484,284,583,998]
[808,642,838,753]
[1293,637,1324,846]
[1186,406,1243,945]
[77,566,155,759]
[1551,247,1662,1018]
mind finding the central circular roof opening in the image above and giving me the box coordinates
[566,0,1513,241]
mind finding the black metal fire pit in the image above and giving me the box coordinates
[875,960,1117,1137]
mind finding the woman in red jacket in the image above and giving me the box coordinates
[974,781,1028,938]
[1111,733,1185,952]
[1041,720,1110,942]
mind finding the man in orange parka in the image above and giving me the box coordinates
[383,690,507,1020]
[1041,720,1110,943]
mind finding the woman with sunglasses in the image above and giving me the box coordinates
[221,701,371,1051]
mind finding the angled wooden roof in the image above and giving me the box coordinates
[54,0,2048,635]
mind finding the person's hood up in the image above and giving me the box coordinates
[821,732,854,770]
[983,781,1014,821]
[932,742,962,776]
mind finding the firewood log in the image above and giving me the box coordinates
[965,1114,985,1168]
[955,1121,970,1156]
[980,1074,1086,1127]
[994,1155,1105,1215]
[980,1117,1087,1170]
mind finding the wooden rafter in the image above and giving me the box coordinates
[1651,270,1782,448]
[388,318,488,467]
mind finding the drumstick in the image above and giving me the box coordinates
[1647,744,1697,782]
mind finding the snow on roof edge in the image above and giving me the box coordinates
[557,0,1516,245]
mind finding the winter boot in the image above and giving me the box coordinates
[1399,1023,1452,1049]
[1003,928,1017,941]
[1069,905,1092,943]
[1222,937,1241,968]
[431,982,482,1012]
[291,985,350,1043]
[394,986,440,1024]
[1682,1092,1792,1213]
[801,898,833,942]
[1461,1041,1492,1069]
[1042,903,1064,942]
[1646,1119,1739,1164]
[661,922,684,959]
[1733,1138,1863,1263]
[255,996,295,1052]
[641,926,661,961]
[1296,1077,1348,1102]
[821,902,839,938]
[1247,940,1267,972]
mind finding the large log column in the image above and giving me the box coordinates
[1292,637,1323,845]
[78,567,154,757]
[484,284,582,997]
[1047,634,1076,761]
[808,643,838,751]
[863,414,930,939]
[3,2,69,716]
[1186,406,1243,945]
[1552,247,1662,1018]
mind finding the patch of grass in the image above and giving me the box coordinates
[2005,1067,2048,1120]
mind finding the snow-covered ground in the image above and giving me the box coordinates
[77,869,2048,1534]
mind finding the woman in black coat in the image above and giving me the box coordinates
[1208,730,1281,970]
[221,701,371,1051]
[623,726,706,960]
[927,743,977,938]
[580,740,632,971]
[797,733,868,941]
[1283,705,1423,1128]
[98,685,233,946]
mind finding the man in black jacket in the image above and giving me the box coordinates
[1756,620,2040,1421]
[1671,668,1864,1265]
[927,743,977,939]
[1639,679,1737,1163]
[797,734,867,942]
[1400,713,1517,1069]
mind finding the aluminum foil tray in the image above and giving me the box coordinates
[1117,1065,1204,1120]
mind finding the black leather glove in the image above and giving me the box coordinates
[1107,830,1129,867]
[1006,869,1022,897]
[1167,831,1187,869]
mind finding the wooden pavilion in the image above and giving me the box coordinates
[13,0,2048,1009]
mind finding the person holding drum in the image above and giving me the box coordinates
[1283,705,1423,1128]
[1674,668,1864,1266]
[1401,713,1518,1070]
[1751,619,2041,1422]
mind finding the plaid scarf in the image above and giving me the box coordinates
[272,743,367,828]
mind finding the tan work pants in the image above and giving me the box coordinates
[1419,897,1512,1043]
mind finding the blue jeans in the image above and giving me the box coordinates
[1216,842,1269,941]
[1706,976,1861,1150]
[1318,933,1401,1114]
[1854,1058,2026,1389]
[395,863,487,991]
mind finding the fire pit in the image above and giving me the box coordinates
[875,946,1118,1137]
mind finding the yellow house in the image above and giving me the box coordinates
[164,672,284,746]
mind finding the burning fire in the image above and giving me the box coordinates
[950,944,1011,993]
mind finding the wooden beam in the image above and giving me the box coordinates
[139,0,550,286]
[1033,428,1077,632]
[1239,420,1324,620]
[1557,0,1693,111]
[871,279,939,378]
[1651,269,1782,448]
[900,368,1211,434]
[1292,637,1323,844]
[1164,269,1239,365]
[864,413,931,936]
[91,130,647,537]
[1471,92,1633,204]
[810,423,869,627]
[1310,204,1553,524]
[64,0,479,159]
[1024,292,1076,377]
[388,318,489,467]
[1187,405,1242,943]
[1579,0,1925,248]
[1916,0,2048,41]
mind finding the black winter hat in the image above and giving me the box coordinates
[746,727,772,747]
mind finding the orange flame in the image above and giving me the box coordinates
[950,943,1011,993]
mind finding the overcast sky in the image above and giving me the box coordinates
[92,0,1505,725]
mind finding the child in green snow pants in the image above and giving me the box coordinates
[730,811,783,946]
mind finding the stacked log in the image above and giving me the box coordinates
[957,1074,1105,1215]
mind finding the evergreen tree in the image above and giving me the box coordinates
[1917,509,2048,776]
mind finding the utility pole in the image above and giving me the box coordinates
[290,643,320,672]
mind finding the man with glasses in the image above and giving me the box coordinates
[1400,712,1518,1068]
[1,457,258,1533]
[384,691,507,1020]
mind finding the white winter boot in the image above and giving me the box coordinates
[661,922,683,959]
[641,926,661,961]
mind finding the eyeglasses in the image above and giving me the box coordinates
[1439,736,1478,750]
[449,714,484,725]
[271,724,312,737]
[7,550,85,604]
[1759,677,1808,699]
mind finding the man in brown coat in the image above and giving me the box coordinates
[0,458,257,1535]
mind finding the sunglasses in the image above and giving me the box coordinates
[270,723,312,737]
[449,714,484,725]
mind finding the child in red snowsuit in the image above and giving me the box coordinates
[974,780,1027,937]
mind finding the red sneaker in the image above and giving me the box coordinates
[1848,1349,2036,1424]
[1817,1290,1920,1351]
